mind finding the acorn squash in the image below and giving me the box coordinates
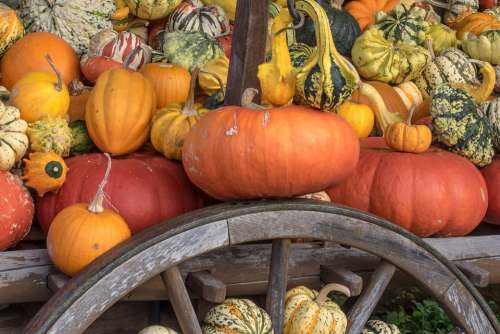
[294,0,360,111]
[462,29,500,65]
[351,27,431,85]
[431,84,495,167]
[373,4,430,44]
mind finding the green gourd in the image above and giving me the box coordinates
[374,4,430,45]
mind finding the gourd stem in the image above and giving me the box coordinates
[274,12,305,36]
[316,283,351,305]
[45,54,63,92]
[426,0,450,9]
[287,0,303,24]
[68,80,88,96]
[88,153,112,214]
[407,106,416,126]
[123,46,142,68]
[200,70,226,97]
[181,67,200,117]
[241,88,265,109]
[425,39,435,59]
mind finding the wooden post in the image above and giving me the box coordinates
[225,0,269,105]
[266,239,291,334]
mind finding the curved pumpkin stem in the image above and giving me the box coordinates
[88,153,112,214]
[241,88,265,109]
[316,283,351,305]
[181,67,200,117]
[45,54,63,92]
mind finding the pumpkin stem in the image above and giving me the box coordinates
[425,39,435,59]
[45,54,63,92]
[88,153,112,214]
[241,88,265,109]
[181,67,200,117]
[123,46,142,68]
[68,80,89,96]
[274,12,305,36]
[316,283,351,305]
[200,69,226,97]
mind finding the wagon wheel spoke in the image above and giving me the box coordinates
[347,260,396,334]
[266,238,291,334]
[161,266,202,334]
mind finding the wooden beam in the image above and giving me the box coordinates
[454,261,490,287]
[47,273,69,293]
[320,266,363,296]
[225,0,268,105]
[186,271,226,303]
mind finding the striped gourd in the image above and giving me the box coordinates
[125,0,181,20]
[98,31,152,70]
[362,320,400,333]
[427,0,479,24]
[374,4,429,44]
[167,0,230,38]
[479,98,500,151]
[0,4,23,57]
[202,298,274,334]
[413,46,477,96]
[18,0,115,55]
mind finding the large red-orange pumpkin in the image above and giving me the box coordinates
[182,99,360,200]
[481,156,500,225]
[37,153,204,234]
[0,171,34,250]
[1,32,80,89]
[327,137,488,237]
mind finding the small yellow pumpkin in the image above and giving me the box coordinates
[22,152,68,197]
[47,154,131,277]
[199,56,229,96]
[0,4,24,57]
[384,108,432,153]
[151,68,208,160]
[337,101,375,138]
[10,55,70,123]
[284,283,350,334]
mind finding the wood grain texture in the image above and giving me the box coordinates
[320,266,363,296]
[347,261,396,334]
[186,271,226,303]
[161,266,202,334]
[225,0,268,105]
[455,261,490,287]
[266,239,290,334]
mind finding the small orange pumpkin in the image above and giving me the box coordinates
[384,108,432,153]
[47,154,131,277]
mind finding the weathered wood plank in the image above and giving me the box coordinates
[320,266,363,296]
[225,0,268,105]
[47,273,69,293]
[425,235,500,260]
[347,261,396,334]
[454,261,490,288]
[266,239,290,334]
[161,266,202,334]
[186,271,226,304]
[0,249,49,272]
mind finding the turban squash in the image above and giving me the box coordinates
[327,137,488,237]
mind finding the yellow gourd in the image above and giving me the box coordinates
[451,60,496,103]
[22,152,68,197]
[10,55,70,123]
[337,101,375,138]
[199,56,229,96]
[258,11,296,107]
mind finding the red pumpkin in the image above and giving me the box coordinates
[0,171,34,250]
[80,55,122,83]
[481,156,500,225]
[327,137,488,237]
[37,153,204,234]
[182,98,360,200]
[480,0,498,9]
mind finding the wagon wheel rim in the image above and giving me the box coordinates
[24,200,500,334]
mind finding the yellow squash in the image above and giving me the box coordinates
[337,101,375,138]
[461,30,500,65]
[427,24,458,54]
[199,56,229,96]
[450,60,496,103]
[258,11,296,107]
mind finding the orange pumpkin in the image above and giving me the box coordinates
[1,32,80,89]
[85,67,156,155]
[344,0,400,31]
[68,81,91,122]
[182,89,360,200]
[140,63,191,109]
[448,12,500,39]
[47,154,131,277]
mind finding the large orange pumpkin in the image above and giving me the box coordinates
[1,32,80,89]
[85,67,156,155]
[344,0,400,31]
[182,89,360,200]
[327,137,488,237]
[481,156,500,225]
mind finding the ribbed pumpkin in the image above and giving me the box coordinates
[150,68,208,160]
[0,171,34,250]
[284,284,350,334]
[10,55,70,123]
[22,152,68,197]
[462,30,500,65]
[0,102,28,171]
[384,109,432,153]
[373,4,430,44]
[182,89,360,200]
[431,85,495,167]
[294,0,360,111]
[202,299,274,334]
[294,0,361,56]
[481,156,500,225]
[327,137,488,237]
[1,32,80,90]
[125,0,181,19]
[85,67,156,155]
[140,63,191,108]
[448,12,500,39]
[47,154,131,277]
[0,4,24,57]
[344,0,400,30]
[37,153,204,233]
[167,0,231,38]
[352,28,431,85]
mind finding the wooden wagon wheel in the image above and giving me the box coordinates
[24,201,500,334]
